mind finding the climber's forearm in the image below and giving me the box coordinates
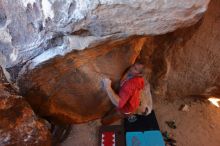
[105,87,120,107]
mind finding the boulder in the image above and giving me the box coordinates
[0,67,51,146]
[18,37,146,123]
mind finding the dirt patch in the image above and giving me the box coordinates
[61,97,220,146]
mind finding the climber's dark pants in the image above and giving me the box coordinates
[101,108,131,125]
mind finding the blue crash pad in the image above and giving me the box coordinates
[126,130,165,146]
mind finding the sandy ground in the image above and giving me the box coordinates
[61,97,220,146]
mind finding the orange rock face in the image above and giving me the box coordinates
[0,67,51,146]
[18,37,146,123]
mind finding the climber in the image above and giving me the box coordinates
[101,60,146,125]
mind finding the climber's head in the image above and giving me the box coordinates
[129,60,145,76]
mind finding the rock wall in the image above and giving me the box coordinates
[18,37,146,123]
[143,0,220,98]
[166,0,220,98]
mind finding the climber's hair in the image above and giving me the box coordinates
[133,59,145,74]
[134,59,145,67]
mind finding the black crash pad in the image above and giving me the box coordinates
[124,110,160,132]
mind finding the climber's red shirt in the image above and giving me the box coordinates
[118,77,144,114]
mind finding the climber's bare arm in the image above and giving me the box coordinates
[102,78,120,107]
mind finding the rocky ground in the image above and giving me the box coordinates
[61,97,220,146]
[155,97,220,146]
[0,67,51,146]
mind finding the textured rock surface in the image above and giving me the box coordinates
[140,0,220,98]
[0,67,51,146]
[0,0,210,71]
[165,0,220,98]
[18,37,146,123]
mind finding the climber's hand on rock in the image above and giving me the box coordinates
[102,78,112,90]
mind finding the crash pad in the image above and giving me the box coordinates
[124,110,160,132]
[99,125,125,146]
[126,131,165,146]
